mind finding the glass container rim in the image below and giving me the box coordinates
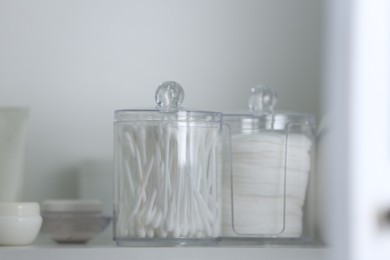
[223,110,315,125]
[114,109,223,123]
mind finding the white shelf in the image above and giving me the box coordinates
[0,236,328,260]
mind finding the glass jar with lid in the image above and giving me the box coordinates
[222,86,316,244]
[113,81,225,246]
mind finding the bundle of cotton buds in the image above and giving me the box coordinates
[115,125,222,239]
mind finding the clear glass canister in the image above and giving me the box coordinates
[114,82,224,246]
[222,86,316,244]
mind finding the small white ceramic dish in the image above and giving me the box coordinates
[0,202,42,246]
[41,200,111,243]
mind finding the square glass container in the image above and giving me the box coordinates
[221,86,317,245]
[113,82,225,246]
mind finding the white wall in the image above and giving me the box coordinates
[0,0,322,203]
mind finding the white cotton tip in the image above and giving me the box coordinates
[127,225,136,237]
[157,227,168,238]
[136,226,146,238]
[181,225,189,237]
[202,206,215,224]
[144,210,154,226]
[166,208,175,232]
[119,228,127,237]
[135,213,144,226]
[212,222,221,237]
[144,207,157,227]
[189,223,197,236]
[195,232,204,238]
[182,231,190,238]
[204,220,213,237]
[173,227,181,238]
[152,212,162,229]
[130,191,143,218]
[146,228,155,238]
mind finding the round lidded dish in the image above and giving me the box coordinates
[41,200,111,244]
[0,202,42,246]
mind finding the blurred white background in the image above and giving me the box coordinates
[0,0,322,203]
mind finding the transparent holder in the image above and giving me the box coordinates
[230,129,288,237]
[114,82,225,246]
[221,86,316,244]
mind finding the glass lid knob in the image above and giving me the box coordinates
[155,81,185,112]
[248,85,278,113]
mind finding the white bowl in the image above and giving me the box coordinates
[0,202,42,246]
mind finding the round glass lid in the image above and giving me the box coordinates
[224,85,315,129]
[115,81,222,123]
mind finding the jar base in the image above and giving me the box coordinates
[115,237,219,247]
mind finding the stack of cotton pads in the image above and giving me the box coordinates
[222,131,312,237]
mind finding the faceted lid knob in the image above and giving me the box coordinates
[155,81,185,112]
[248,85,278,114]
